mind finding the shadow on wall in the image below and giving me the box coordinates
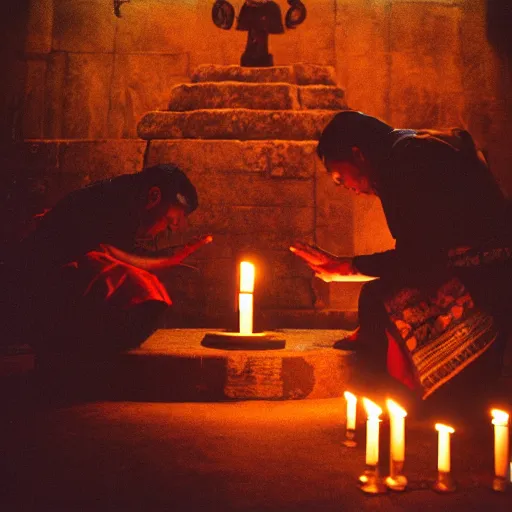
[0,0,30,144]
[487,0,512,56]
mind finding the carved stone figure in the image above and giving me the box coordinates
[212,0,307,67]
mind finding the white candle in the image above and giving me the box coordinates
[363,398,382,467]
[491,409,510,480]
[239,293,253,335]
[344,391,357,431]
[239,262,255,335]
[387,399,407,462]
[435,424,455,473]
[239,261,255,293]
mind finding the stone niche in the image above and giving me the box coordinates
[137,63,364,328]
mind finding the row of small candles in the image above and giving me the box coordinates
[343,391,511,494]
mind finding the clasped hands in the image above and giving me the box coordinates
[289,241,359,282]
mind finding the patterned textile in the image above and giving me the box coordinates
[384,277,499,399]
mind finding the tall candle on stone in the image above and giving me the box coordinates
[435,424,455,473]
[491,409,510,480]
[363,398,382,466]
[344,391,357,431]
[387,399,407,462]
[239,261,255,335]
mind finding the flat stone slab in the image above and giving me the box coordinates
[33,329,356,402]
[299,85,347,110]
[167,82,346,111]
[121,329,356,401]
[191,63,337,85]
[137,109,340,140]
[168,82,300,111]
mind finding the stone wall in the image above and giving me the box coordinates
[19,0,337,140]
[13,1,512,235]
[2,0,512,323]
[335,0,512,257]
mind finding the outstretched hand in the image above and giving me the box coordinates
[289,241,336,266]
[289,241,358,282]
[172,234,213,264]
[100,234,213,273]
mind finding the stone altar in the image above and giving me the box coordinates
[137,62,362,327]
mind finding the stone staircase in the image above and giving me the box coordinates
[138,63,345,141]
[137,63,360,327]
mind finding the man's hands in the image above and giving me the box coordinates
[101,234,213,272]
[171,234,213,265]
[289,241,359,282]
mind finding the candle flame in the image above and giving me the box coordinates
[491,409,509,426]
[240,261,255,293]
[435,423,455,434]
[344,391,357,404]
[363,398,382,418]
[386,398,407,418]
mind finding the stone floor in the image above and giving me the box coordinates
[1,328,511,510]
[1,397,511,511]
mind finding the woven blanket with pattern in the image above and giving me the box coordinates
[384,276,498,399]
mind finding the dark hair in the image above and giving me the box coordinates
[141,164,198,214]
[317,110,394,164]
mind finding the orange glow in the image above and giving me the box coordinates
[344,391,357,430]
[491,409,509,479]
[363,398,382,466]
[386,399,407,418]
[239,261,255,293]
[435,423,455,434]
[387,399,407,462]
[491,409,509,426]
[435,424,455,473]
[363,398,382,418]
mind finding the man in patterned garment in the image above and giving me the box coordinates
[290,110,512,409]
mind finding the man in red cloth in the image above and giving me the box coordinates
[5,164,211,355]
[290,111,512,407]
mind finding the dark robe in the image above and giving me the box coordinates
[349,130,512,401]
[4,174,174,355]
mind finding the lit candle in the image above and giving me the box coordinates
[359,398,387,494]
[387,399,406,462]
[363,398,382,466]
[385,399,408,491]
[435,423,455,473]
[433,423,456,492]
[239,261,255,335]
[344,391,357,431]
[491,409,510,490]
[343,391,357,448]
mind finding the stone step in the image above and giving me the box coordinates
[137,109,340,140]
[145,138,318,179]
[191,63,337,86]
[5,331,512,402]
[168,82,347,112]
[34,329,357,402]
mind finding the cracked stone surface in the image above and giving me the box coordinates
[137,109,339,140]
[191,63,337,85]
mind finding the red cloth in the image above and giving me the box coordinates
[385,329,417,391]
[65,249,171,309]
